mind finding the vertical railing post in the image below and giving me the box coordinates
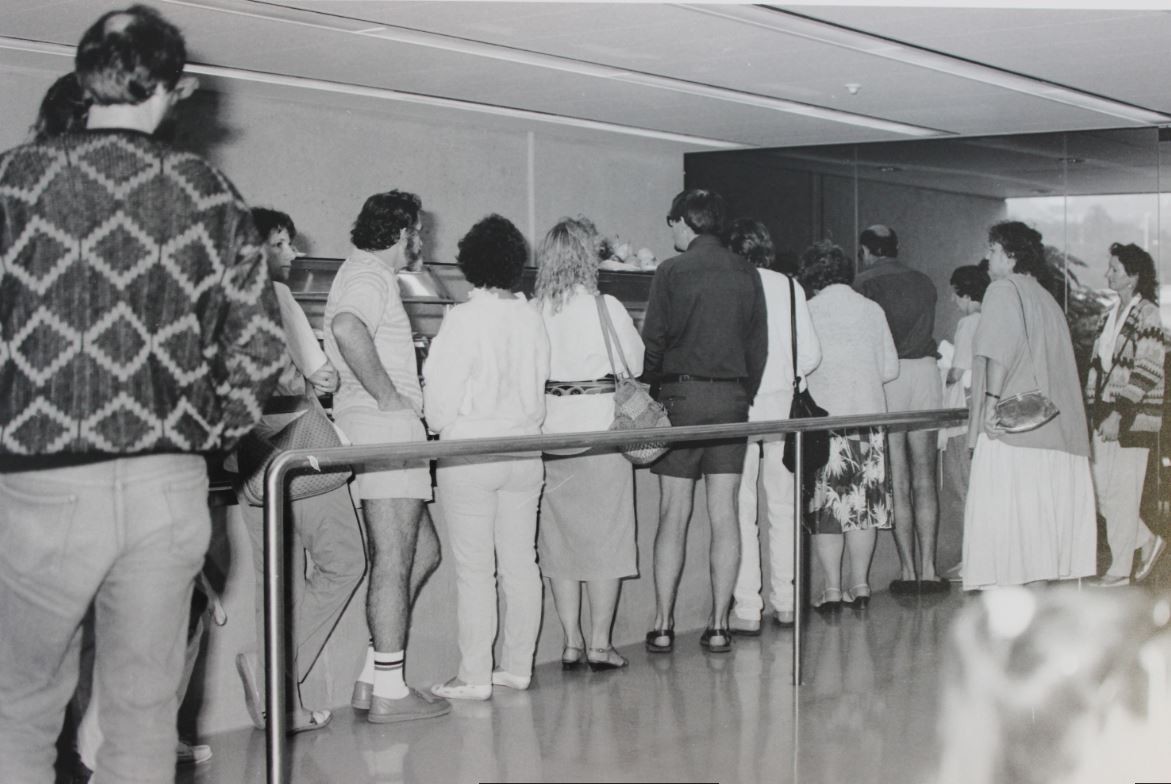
[263,457,290,784]
[792,430,803,686]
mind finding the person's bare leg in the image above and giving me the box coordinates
[705,473,742,630]
[549,578,584,650]
[907,429,940,581]
[363,498,437,651]
[844,528,877,593]
[653,475,695,632]
[584,580,620,649]
[887,430,916,581]
[814,533,845,593]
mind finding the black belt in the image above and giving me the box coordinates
[545,379,616,396]
[661,374,745,384]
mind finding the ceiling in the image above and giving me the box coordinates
[2,1,1171,194]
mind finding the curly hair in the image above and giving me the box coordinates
[727,218,775,270]
[797,240,853,295]
[988,221,1047,281]
[75,5,186,106]
[251,207,296,242]
[457,214,528,290]
[951,264,991,303]
[1109,242,1158,302]
[668,188,726,237]
[33,73,89,141]
[350,190,421,251]
[534,217,600,313]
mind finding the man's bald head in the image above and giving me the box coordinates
[859,224,898,259]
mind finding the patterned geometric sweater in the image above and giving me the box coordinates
[0,129,284,463]
[1085,296,1165,435]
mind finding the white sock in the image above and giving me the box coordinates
[373,650,409,699]
[358,639,375,684]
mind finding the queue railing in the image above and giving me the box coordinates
[260,407,968,783]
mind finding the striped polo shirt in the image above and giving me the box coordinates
[323,248,422,413]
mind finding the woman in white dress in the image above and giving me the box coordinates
[963,221,1096,590]
[534,217,644,670]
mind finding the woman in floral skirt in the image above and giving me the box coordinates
[798,241,899,612]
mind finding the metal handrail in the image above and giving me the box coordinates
[261,407,968,783]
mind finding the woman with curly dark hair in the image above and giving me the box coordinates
[962,221,1095,590]
[1085,242,1165,586]
[423,214,550,699]
[797,240,897,612]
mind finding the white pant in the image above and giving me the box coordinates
[1091,434,1153,578]
[436,456,543,684]
[733,439,796,619]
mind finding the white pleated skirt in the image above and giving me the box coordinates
[962,435,1097,590]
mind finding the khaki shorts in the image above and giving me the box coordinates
[334,407,432,501]
[884,356,943,412]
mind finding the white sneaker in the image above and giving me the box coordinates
[490,670,531,690]
[431,678,491,701]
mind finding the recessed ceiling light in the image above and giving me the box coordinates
[878,166,902,172]
[1059,157,1086,164]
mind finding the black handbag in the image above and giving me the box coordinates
[781,276,830,473]
[236,388,351,506]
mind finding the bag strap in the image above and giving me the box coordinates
[595,294,634,380]
[787,275,801,392]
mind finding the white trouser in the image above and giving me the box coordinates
[733,389,796,619]
[436,455,544,684]
[1091,434,1153,578]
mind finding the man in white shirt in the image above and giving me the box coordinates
[725,220,821,633]
[324,191,449,723]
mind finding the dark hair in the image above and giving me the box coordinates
[251,208,296,243]
[75,5,186,106]
[457,214,528,290]
[859,225,898,258]
[797,240,853,295]
[32,73,89,141]
[350,190,421,251]
[951,265,991,302]
[727,218,775,269]
[1109,242,1158,302]
[988,221,1047,280]
[668,188,726,237]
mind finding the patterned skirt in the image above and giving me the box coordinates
[807,429,893,534]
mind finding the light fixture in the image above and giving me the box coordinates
[679,4,1171,126]
[0,36,742,149]
[155,0,943,138]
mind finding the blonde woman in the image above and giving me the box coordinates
[534,217,644,670]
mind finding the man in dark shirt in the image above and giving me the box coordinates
[853,225,946,593]
[642,189,768,653]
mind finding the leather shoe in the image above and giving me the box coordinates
[1136,535,1167,582]
[368,688,451,724]
[351,680,373,711]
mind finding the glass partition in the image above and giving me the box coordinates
[686,125,1169,553]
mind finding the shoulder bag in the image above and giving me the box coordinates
[991,279,1060,434]
[595,295,671,465]
[236,387,351,506]
[781,276,830,473]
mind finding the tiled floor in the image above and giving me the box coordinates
[177,588,971,784]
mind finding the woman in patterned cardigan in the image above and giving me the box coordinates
[1086,242,1166,586]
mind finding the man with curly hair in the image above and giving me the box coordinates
[323,191,449,723]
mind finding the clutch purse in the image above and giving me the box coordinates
[993,389,1059,434]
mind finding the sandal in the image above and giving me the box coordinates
[289,709,332,735]
[699,628,732,653]
[235,652,333,734]
[586,647,628,671]
[562,645,586,670]
[644,629,674,654]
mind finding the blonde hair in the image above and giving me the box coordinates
[534,217,600,314]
